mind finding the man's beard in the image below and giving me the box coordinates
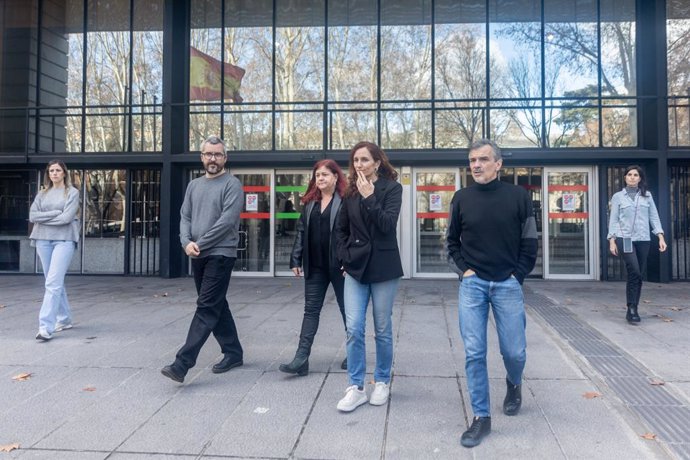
[205,163,223,175]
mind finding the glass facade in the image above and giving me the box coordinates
[0,0,686,281]
[5,0,646,154]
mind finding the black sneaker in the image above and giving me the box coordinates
[460,416,491,448]
[503,378,522,416]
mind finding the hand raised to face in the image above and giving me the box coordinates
[356,170,375,198]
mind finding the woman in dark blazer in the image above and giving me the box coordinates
[335,141,403,412]
[279,159,348,376]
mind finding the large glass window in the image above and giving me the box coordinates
[600,0,636,147]
[544,0,599,148]
[668,0,690,147]
[435,0,487,148]
[132,0,164,152]
[223,0,273,150]
[380,0,432,149]
[39,0,163,153]
[83,169,127,273]
[327,0,378,150]
[85,1,131,152]
[275,0,324,150]
[490,0,543,147]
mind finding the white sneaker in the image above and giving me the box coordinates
[337,385,368,412]
[55,322,73,332]
[369,382,390,406]
[35,331,52,341]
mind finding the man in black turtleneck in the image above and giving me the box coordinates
[446,139,537,448]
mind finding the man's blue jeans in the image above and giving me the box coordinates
[344,273,400,388]
[459,275,526,417]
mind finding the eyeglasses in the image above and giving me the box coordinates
[201,152,225,160]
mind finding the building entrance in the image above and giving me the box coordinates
[543,167,598,279]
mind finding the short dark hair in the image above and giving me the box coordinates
[469,138,502,161]
[200,135,227,155]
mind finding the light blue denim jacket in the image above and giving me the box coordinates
[607,189,664,241]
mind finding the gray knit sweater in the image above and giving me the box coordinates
[29,186,81,245]
[179,172,243,258]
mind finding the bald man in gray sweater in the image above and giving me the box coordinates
[162,136,244,383]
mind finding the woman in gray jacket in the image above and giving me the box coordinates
[29,160,80,341]
[607,165,666,323]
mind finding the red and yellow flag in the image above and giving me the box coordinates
[189,47,245,102]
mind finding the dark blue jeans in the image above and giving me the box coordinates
[174,256,243,374]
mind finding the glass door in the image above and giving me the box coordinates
[274,170,310,275]
[234,171,272,276]
[413,169,460,277]
[543,167,597,279]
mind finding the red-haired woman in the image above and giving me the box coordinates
[280,160,348,376]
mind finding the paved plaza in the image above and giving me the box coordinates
[0,275,688,459]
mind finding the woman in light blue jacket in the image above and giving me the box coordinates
[607,165,666,323]
[29,160,80,341]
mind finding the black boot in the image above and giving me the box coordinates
[626,304,641,323]
[460,416,491,448]
[279,354,309,376]
[503,378,522,416]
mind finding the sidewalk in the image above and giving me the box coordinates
[0,275,687,459]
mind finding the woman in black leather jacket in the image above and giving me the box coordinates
[279,159,348,376]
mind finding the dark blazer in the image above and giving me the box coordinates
[289,193,342,278]
[336,177,403,283]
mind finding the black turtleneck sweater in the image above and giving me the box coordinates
[446,178,538,284]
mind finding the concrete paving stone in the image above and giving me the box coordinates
[293,372,388,459]
[384,375,471,459]
[119,369,263,454]
[0,365,73,416]
[457,376,567,459]
[394,349,458,378]
[34,369,175,452]
[528,379,665,459]
[111,454,196,460]
[0,367,138,447]
[10,450,108,459]
[203,371,326,458]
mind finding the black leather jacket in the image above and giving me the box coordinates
[289,194,343,278]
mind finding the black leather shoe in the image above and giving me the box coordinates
[212,356,243,374]
[340,357,347,370]
[279,355,309,376]
[161,365,184,383]
[460,416,491,448]
[503,378,522,416]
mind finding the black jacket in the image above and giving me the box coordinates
[289,194,342,278]
[336,177,403,283]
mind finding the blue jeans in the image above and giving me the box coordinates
[459,275,526,417]
[344,273,400,387]
[35,240,75,335]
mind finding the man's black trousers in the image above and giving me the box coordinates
[174,255,243,374]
